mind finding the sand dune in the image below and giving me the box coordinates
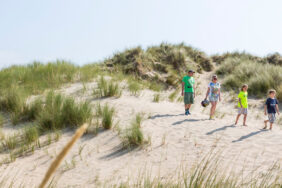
[0,72,281,187]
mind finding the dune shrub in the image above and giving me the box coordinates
[122,115,144,148]
[95,103,115,130]
[37,92,92,131]
[217,57,282,98]
[2,134,17,150]
[169,89,179,102]
[128,81,141,96]
[23,125,39,145]
[153,93,160,102]
[266,53,282,66]
[0,114,4,127]
[94,77,121,98]
[0,61,77,96]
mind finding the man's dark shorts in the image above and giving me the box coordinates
[184,92,194,104]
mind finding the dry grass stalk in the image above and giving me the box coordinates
[39,123,88,188]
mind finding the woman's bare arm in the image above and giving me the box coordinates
[205,87,210,100]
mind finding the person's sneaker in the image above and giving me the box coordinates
[185,109,189,115]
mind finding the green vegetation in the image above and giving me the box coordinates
[122,114,144,148]
[128,81,141,96]
[212,51,282,66]
[0,114,3,127]
[23,125,39,145]
[2,134,17,150]
[0,61,77,96]
[106,43,213,88]
[216,57,282,100]
[93,77,122,98]
[107,156,281,188]
[153,93,160,103]
[95,103,115,130]
[37,92,92,131]
[169,89,179,102]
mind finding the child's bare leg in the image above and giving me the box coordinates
[235,114,241,125]
[270,123,273,130]
[263,120,268,129]
[243,114,247,126]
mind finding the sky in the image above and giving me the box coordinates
[0,0,282,69]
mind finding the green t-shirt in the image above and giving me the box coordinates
[182,76,195,93]
[238,91,248,108]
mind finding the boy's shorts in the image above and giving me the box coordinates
[238,108,248,114]
[184,92,194,104]
[268,113,276,123]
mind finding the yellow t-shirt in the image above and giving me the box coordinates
[238,91,248,108]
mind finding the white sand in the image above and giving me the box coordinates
[0,73,281,187]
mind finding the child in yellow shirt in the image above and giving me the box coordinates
[235,84,248,126]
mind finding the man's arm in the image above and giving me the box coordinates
[181,82,184,96]
[205,87,210,100]
[193,85,196,98]
[276,104,280,115]
[264,104,267,115]
[219,88,221,102]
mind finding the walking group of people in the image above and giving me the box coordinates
[181,70,280,130]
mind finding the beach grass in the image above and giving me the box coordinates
[216,57,282,100]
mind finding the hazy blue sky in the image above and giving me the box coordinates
[0,0,282,69]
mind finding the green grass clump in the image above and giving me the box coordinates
[96,103,115,130]
[24,98,43,121]
[37,92,92,131]
[94,77,122,98]
[216,57,282,98]
[153,93,160,103]
[122,115,144,148]
[106,151,282,188]
[0,114,4,127]
[61,98,92,127]
[277,84,282,101]
[212,51,282,66]
[0,87,28,125]
[128,81,141,96]
[2,134,17,150]
[79,64,103,82]
[23,125,39,145]
[169,89,179,102]
[0,61,77,96]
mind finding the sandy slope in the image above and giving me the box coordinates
[0,72,282,187]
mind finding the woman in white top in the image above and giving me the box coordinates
[205,75,221,120]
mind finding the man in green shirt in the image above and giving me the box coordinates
[181,70,196,115]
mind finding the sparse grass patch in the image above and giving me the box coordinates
[96,104,115,130]
[131,113,143,128]
[153,93,160,103]
[79,64,103,82]
[23,124,39,145]
[148,82,164,92]
[93,77,122,98]
[128,81,141,96]
[122,117,144,148]
[2,134,17,150]
[0,114,4,127]
[37,92,92,131]
[216,57,282,98]
[0,61,78,96]
[168,89,179,102]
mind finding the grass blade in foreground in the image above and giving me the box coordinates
[39,123,89,188]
